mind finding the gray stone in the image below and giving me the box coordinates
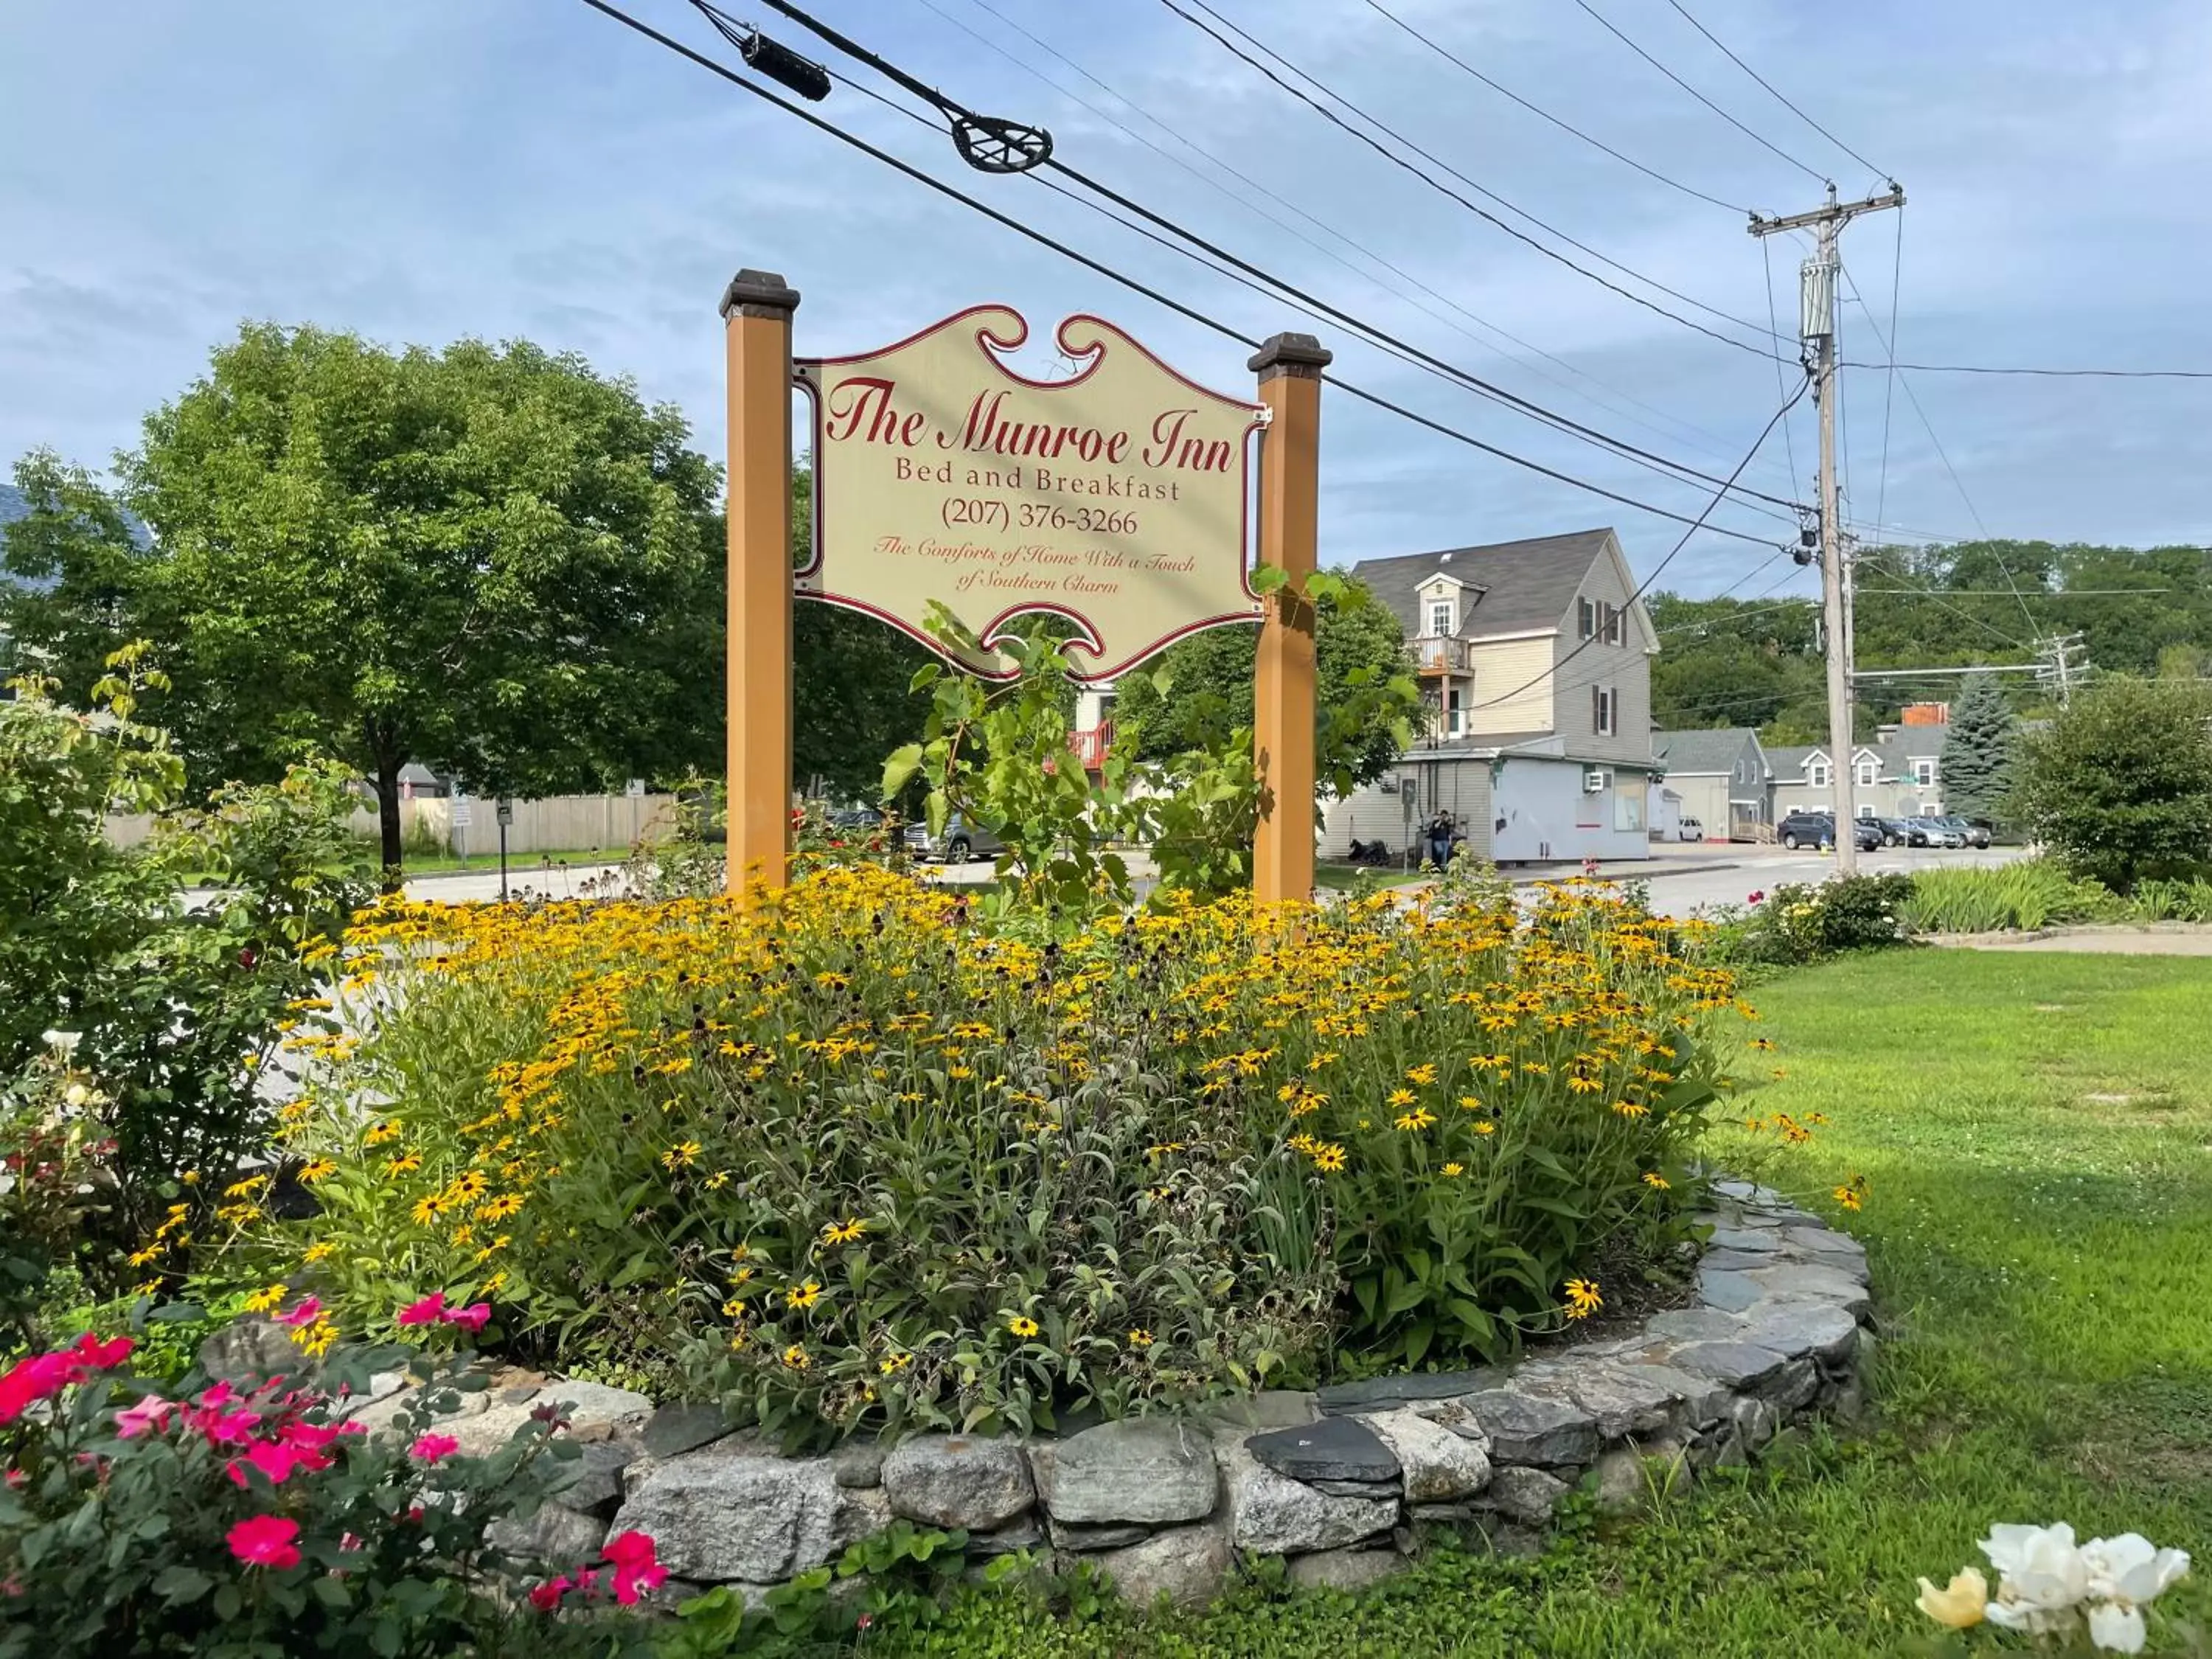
[1246,1416,1400,1484]
[1784,1223,1865,1256]
[831,1438,888,1489]
[1287,1548,1408,1593]
[1562,1367,1682,1439]
[1700,1248,1792,1273]
[881,1435,1034,1531]
[1704,1225,1787,1253]
[1761,1357,1822,1413]
[1037,1417,1218,1526]
[1736,1301,1860,1367]
[538,1382,655,1432]
[969,1514,1045,1558]
[1316,1368,1495,1413]
[1406,1396,1486,1440]
[1460,1390,1599,1467]
[1048,1518,1153,1551]
[1307,1478,1403,1499]
[613,1443,847,1583]
[1091,1519,1232,1610]
[1669,1340,1789,1390]
[556,1439,642,1517]
[1590,1443,1688,1515]
[1407,1502,1480,1525]
[487,1500,609,1564]
[1615,1363,1733,1429]
[1199,1391,1320,1433]
[1364,1408,1491,1502]
[1746,1262,1871,1311]
[1830,1373,1869,1425]
[1644,1307,1747,1343]
[1481,1466,1569,1524]
[831,1483,892,1550]
[1218,1437,1399,1554]
[641,1402,731,1460]
[1731,1395,1779,1453]
[198,1318,303,1386]
[1697,1269,1764,1312]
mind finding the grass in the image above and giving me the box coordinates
[872,950,2212,1657]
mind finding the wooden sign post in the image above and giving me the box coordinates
[1249,332,1330,909]
[720,269,801,898]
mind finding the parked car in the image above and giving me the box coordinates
[1913,815,1966,849]
[1871,816,1933,849]
[902,813,1006,863]
[1931,813,1991,849]
[830,806,883,830]
[1777,811,1880,854]
[1674,815,1703,843]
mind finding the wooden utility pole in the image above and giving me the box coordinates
[1751,183,1903,875]
[721,268,801,897]
[1249,331,1331,908]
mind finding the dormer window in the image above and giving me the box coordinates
[1425,597,1455,637]
[1806,757,1832,788]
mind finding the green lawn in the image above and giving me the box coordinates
[879,951,2212,1657]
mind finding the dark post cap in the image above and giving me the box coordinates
[1247,331,1332,378]
[720,269,801,319]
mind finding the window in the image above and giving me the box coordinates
[1857,804,1878,820]
[1601,602,1622,645]
[1577,597,1596,639]
[1591,684,1616,736]
[1855,757,1880,787]
[1446,685,1465,738]
[1911,757,1938,787]
[1806,758,1832,788]
[1425,597,1455,637]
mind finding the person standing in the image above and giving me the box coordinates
[1427,809,1455,872]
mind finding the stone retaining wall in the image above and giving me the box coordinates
[330,1182,1872,1610]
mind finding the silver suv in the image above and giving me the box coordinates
[902,813,1006,863]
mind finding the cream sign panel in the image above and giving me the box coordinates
[796,306,1266,682]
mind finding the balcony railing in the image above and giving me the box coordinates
[1071,722,1114,771]
[1413,636,1471,674]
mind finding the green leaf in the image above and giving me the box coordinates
[152,1565,214,1602]
[908,662,943,693]
[881,742,925,801]
[1250,563,1290,596]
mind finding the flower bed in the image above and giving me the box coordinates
[220,869,1747,1443]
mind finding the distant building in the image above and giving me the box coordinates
[1651,728,1773,841]
[1768,723,1951,822]
[1321,528,1659,866]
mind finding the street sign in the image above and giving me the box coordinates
[451,793,473,829]
[625,778,647,799]
[495,799,514,827]
[796,306,1266,684]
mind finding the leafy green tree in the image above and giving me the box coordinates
[1940,671,2014,825]
[0,451,145,692]
[2013,677,2212,890]
[7,324,724,870]
[1107,574,1416,792]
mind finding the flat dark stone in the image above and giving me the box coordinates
[1697,1268,1764,1312]
[1317,1368,1498,1413]
[1246,1415,1401,1484]
[1669,1340,1789,1388]
[641,1402,731,1460]
[1048,1518,1152,1551]
[1700,1248,1787,1273]
[1306,1476,1403,1498]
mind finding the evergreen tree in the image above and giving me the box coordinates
[1941,672,2014,824]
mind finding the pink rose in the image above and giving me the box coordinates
[602,1531,668,1605]
[409,1433,460,1464]
[277,1298,323,1329]
[395,1293,448,1327]
[114,1394,172,1439]
[226,1514,301,1569]
[443,1303,491,1334]
[0,1354,73,1424]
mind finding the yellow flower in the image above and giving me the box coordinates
[1441,1163,1464,1178]
[480,1193,525,1222]
[1566,1074,1603,1095]
[383,1153,422,1176]
[1457,1096,1482,1112]
[410,1194,448,1226]
[1474,1121,1496,1135]
[722,1296,749,1318]
[303,1242,335,1262]
[1642,1172,1670,1190]
[785,1280,823,1311]
[1564,1278,1602,1319]
[705,1170,732,1190]
[1405,1064,1437,1086]
[127,1245,164,1268]
[1834,1180,1865,1212]
[1311,1143,1347,1173]
[1612,1100,1650,1119]
[1393,1107,1436,1132]
[880,1350,913,1374]
[728,1328,749,1351]
[1126,1328,1154,1348]
[291,1317,338,1358]
[1007,1315,1040,1339]
[1385,1088,1416,1108]
[242,1284,287,1315]
[661,1140,703,1169]
[296,1159,338,1183]
[364,1120,402,1146]
[180,1169,201,1185]
[821,1218,867,1245]
[782,1343,810,1370]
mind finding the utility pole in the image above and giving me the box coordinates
[1751,181,1905,874]
[2042,631,2087,706]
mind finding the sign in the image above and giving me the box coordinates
[495,798,515,827]
[451,793,472,829]
[625,778,646,799]
[796,306,1266,683]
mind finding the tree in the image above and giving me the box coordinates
[1,451,145,693]
[1108,576,1415,791]
[2013,677,2212,891]
[1939,671,2014,824]
[8,324,724,869]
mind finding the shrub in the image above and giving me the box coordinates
[1901,858,2117,933]
[0,1316,659,1659]
[1708,874,1914,965]
[2012,676,2212,891]
[230,872,1740,1442]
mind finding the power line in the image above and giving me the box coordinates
[1568,0,1828,184]
[935,0,1787,479]
[1358,0,1750,215]
[1841,360,2212,379]
[755,0,1807,516]
[1660,0,1887,179]
[1153,0,1793,359]
[1470,378,1811,712]
[576,0,1790,546]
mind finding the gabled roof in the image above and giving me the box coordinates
[1351,529,1617,641]
[1767,744,1823,779]
[1653,728,1763,774]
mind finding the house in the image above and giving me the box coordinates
[1320,528,1660,865]
[1768,723,1950,823]
[1651,728,1773,841]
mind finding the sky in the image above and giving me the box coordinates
[3,0,2208,605]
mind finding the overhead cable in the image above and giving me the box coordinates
[1660,0,1888,178]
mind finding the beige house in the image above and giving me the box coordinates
[1323,529,1660,866]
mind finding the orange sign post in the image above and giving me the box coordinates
[721,269,801,898]
[1248,333,1331,908]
